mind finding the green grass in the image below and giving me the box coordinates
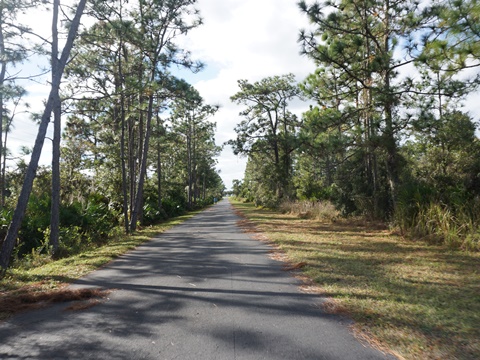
[0,213,195,320]
[230,198,480,360]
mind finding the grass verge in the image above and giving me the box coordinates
[230,198,480,360]
[0,213,195,321]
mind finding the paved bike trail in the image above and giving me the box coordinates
[0,199,395,359]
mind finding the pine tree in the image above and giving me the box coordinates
[229,74,301,202]
[298,0,437,216]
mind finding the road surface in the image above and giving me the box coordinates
[0,199,395,359]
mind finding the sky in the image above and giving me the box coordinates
[10,0,315,191]
[11,0,480,191]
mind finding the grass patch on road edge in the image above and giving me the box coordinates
[230,199,480,360]
[0,213,195,320]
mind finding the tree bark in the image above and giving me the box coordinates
[187,122,192,208]
[1,120,8,207]
[130,88,154,231]
[128,95,135,217]
[116,34,129,234]
[192,116,197,205]
[156,115,163,210]
[50,0,61,254]
[120,95,129,234]
[0,11,7,209]
[383,0,399,213]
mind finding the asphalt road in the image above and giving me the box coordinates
[0,199,395,360]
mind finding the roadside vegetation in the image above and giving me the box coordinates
[231,199,480,360]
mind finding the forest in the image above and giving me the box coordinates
[0,0,479,273]
[231,0,480,252]
[0,0,225,272]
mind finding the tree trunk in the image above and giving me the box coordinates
[0,0,87,273]
[116,38,129,234]
[50,0,61,254]
[192,117,197,205]
[130,87,154,231]
[156,116,162,210]
[202,172,206,201]
[136,86,145,225]
[187,126,192,209]
[0,12,6,209]
[119,3,129,234]
[50,95,61,253]
[383,0,399,213]
[1,121,8,207]
[120,101,129,234]
[128,96,135,217]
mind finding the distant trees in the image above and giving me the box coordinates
[229,74,301,205]
[170,85,220,208]
[64,0,222,233]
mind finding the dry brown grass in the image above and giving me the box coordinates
[279,199,340,221]
[0,285,111,317]
[283,262,308,271]
[64,297,105,311]
[230,198,480,360]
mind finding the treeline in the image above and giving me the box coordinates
[0,0,224,270]
[230,0,480,251]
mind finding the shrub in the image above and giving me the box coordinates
[279,200,339,221]
[193,197,214,209]
[43,225,87,259]
[396,201,480,251]
[81,194,119,244]
[18,194,51,256]
[0,208,12,249]
[143,202,168,225]
[161,197,185,218]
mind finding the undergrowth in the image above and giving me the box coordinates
[395,201,480,252]
[279,199,340,221]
